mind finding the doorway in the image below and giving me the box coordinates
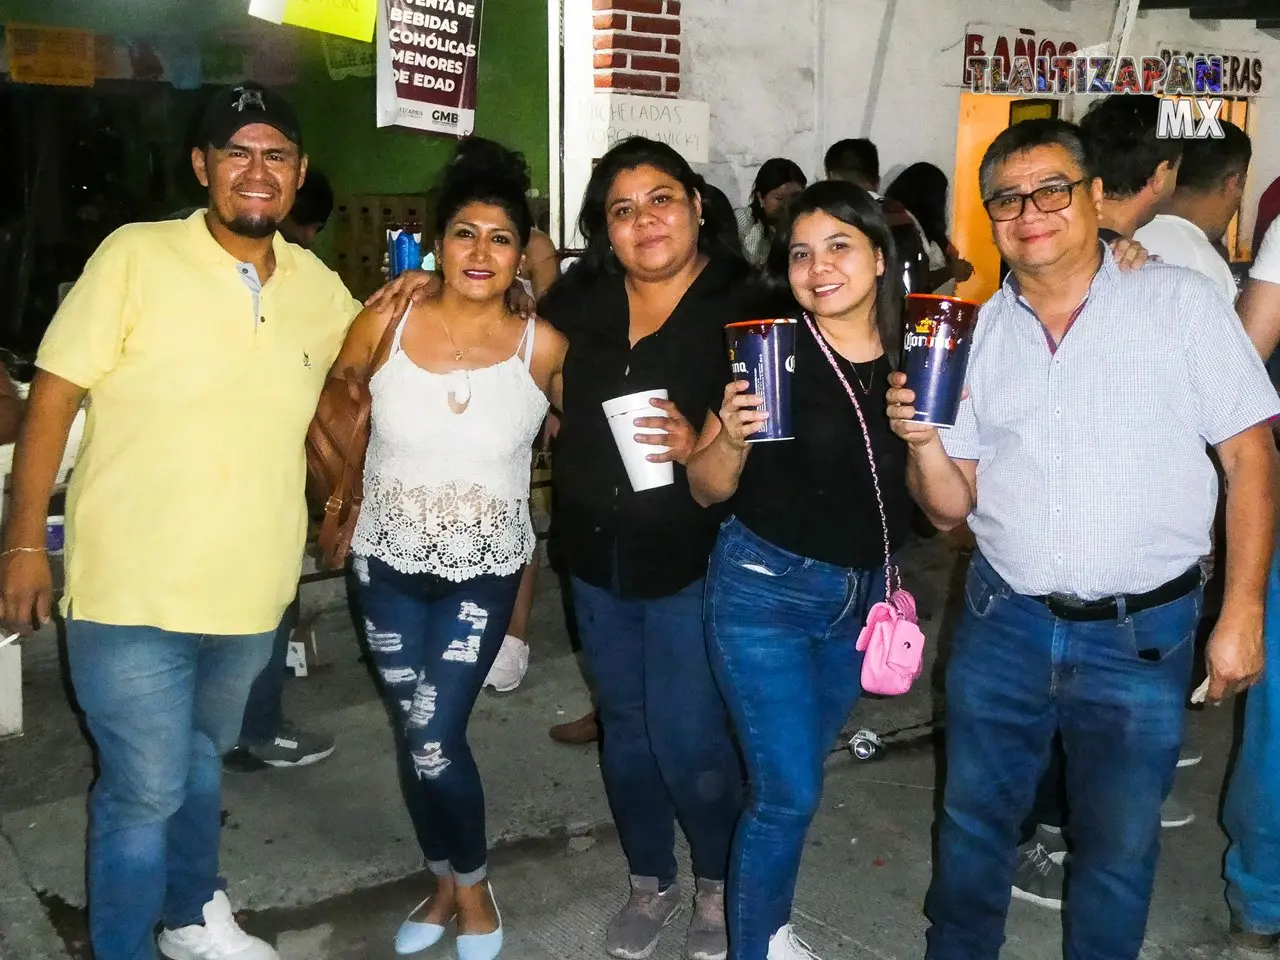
[951,94,1060,302]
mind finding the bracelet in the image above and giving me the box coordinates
[0,547,44,558]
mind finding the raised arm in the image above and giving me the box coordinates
[886,372,977,530]
[686,380,767,507]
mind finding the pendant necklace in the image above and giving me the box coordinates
[438,314,498,412]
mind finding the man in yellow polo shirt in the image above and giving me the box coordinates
[0,83,359,960]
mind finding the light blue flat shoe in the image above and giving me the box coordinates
[456,884,503,960]
[395,895,453,955]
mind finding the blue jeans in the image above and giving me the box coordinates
[925,553,1200,960]
[238,594,299,746]
[572,575,742,887]
[67,620,274,960]
[704,517,885,960]
[355,555,521,885]
[1224,546,1280,936]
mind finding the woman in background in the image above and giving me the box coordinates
[884,161,973,294]
[736,158,807,268]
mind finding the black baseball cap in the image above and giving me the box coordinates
[198,82,302,151]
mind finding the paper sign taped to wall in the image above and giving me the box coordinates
[586,94,710,164]
[376,0,484,137]
[248,0,377,43]
[6,23,96,87]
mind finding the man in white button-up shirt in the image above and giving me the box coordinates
[888,119,1280,960]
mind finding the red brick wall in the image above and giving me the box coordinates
[592,0,682,97]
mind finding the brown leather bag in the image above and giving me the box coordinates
[305,313,401,571]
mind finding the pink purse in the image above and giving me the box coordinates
[805,316,926,697]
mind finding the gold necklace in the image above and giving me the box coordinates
[438,313,499,362]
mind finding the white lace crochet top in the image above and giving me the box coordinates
[351,309,549,581]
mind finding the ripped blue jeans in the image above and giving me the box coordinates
[354,554,522,886]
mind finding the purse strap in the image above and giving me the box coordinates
[804,314,899,599]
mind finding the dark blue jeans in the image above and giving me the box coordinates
[354,554,521,885]
[1224,544,1280,936]
[67,621,274,960]
[925,552,1200,960]
[704,517,885,960]
[572,575,743,887]
[238,594,299,746]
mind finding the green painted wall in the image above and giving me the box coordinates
[2,0,550,197]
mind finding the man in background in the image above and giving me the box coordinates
[1134,122,1251,304]
[228,167,338,771]
[1225,196,1280,960]
[278,169,333,250]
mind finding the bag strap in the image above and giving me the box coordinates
[804,314,898,600]
[369,303,409,375]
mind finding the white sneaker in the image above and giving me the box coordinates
[767,924,822,960]
[483,635,529,692]
[1161,793,1196,828]
[158,891,278,960]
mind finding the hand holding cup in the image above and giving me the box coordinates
[633,398,697,465]
[716,380,769,450]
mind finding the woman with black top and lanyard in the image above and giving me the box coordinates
[688,180,911,960]
[537,136,745,960]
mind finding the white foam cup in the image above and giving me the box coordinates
[602,389,675,492]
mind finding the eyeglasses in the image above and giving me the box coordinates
[983,179,1088,222]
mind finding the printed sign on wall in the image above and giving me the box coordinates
[376,0,484,137]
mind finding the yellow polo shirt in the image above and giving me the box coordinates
[38,212,359,635]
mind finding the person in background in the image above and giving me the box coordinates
[1005,94,1191,913]
[896,118,1279,960]
[0,364,23,446]
[278,168,333,249]
[336,137,565,960]
[735,159,807,268]
[688,180,909,960]
[1134,122,1251,304]
[1224,212,1280,959]
[228,165,340,772]
[536,136,746,960]
[0,82,364,960]
[1253,175,1280,252]
[824,138,929,294]
[1079,94,1182,242]
[884,161,974,294]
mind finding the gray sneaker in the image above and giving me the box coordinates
[1011,840,1065,910]
[685,879,726,960]
[606,876,683,960]
[239,722,335,769]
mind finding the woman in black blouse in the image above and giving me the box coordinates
[537,137,745,960]
[687,181,910,960]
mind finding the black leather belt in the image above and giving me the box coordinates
[1033,566,1202,622]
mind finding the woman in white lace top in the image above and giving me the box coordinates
[327,139,565,960]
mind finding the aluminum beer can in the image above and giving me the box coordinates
[901,294,980,428]
[724,318,797,442]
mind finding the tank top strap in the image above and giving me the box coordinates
[516,315,536,371]
[390,302,414,355]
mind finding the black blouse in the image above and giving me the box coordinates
[731,318,910,569]
[543,255,749,599]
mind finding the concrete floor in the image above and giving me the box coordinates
[0,535,1248,959]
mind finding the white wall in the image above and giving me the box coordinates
[680,0,1280,250]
